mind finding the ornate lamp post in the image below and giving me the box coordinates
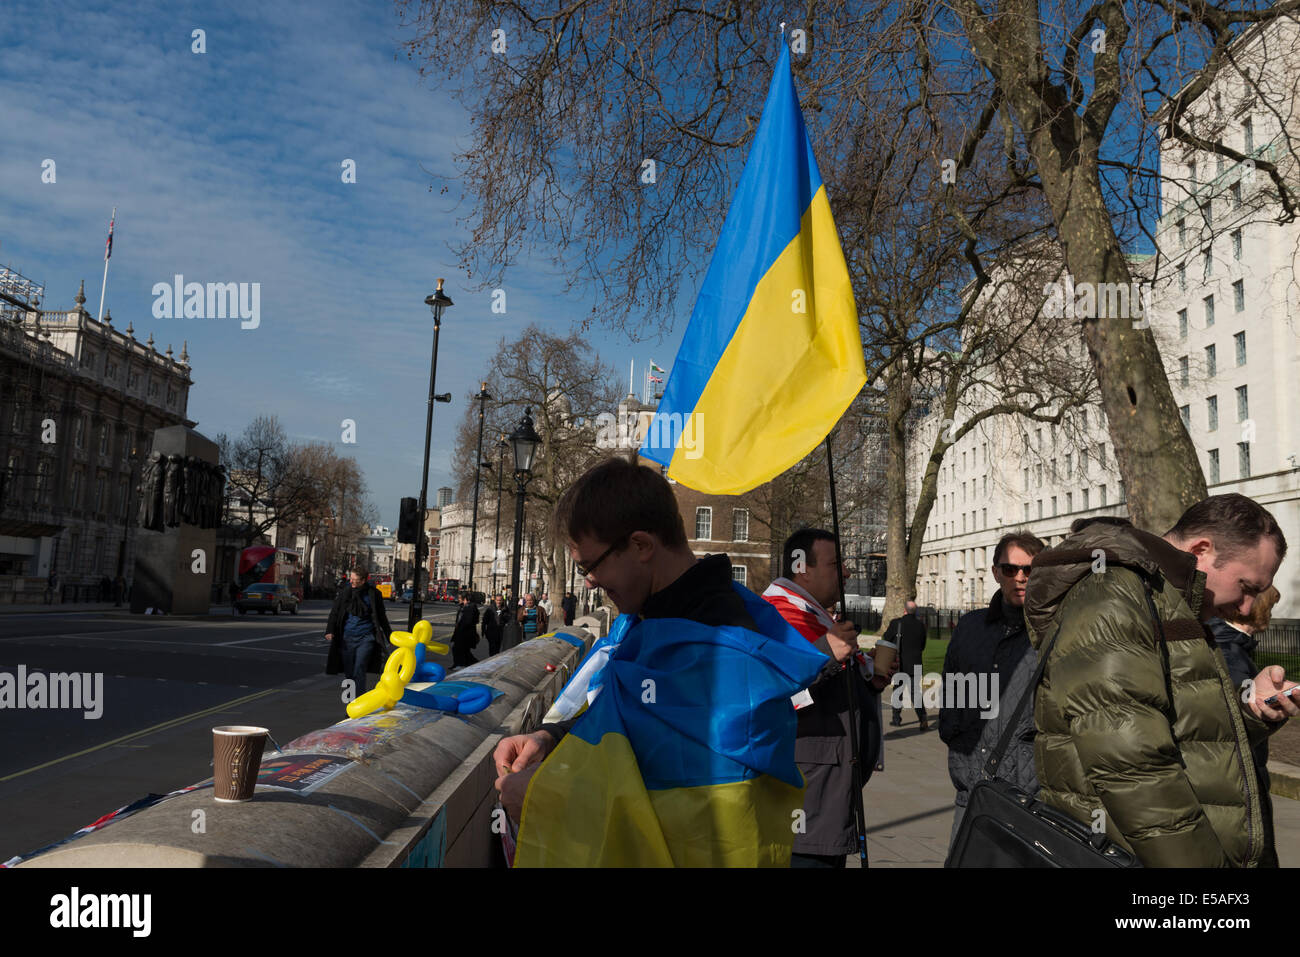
[467,382,492,597]
[408,279,453,631]
[490,432,506,595]
[503,408,541,647]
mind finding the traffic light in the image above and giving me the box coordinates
[397,496,419,544]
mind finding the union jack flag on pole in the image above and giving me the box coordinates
[104,213,115,261]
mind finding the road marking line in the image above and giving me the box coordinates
[17,634,322,657]
[214,630,317,646]
[0,688,279,783]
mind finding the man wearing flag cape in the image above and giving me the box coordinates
[495,458,828,866]
[494,37,866,866]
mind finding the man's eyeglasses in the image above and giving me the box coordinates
[576,538,628,577]
[997,563,1033,577]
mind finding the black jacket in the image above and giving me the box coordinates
[453,602,480,645]
[938,591,1038,808]
[482,604,508,641]
[539,554,755,742]
[883,612,927,674]
[789,617,880,856]
[324,583,393,675]
[1207,618,1273,803]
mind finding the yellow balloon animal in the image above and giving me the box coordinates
[345,620,450,719]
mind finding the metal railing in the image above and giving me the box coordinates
[1256,621,1300,674]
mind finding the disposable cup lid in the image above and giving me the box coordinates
[213,726,270,736]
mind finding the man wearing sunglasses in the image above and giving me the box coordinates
[939,531,1045,847]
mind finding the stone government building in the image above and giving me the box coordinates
[0,275,194,603]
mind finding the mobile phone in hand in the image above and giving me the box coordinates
[1263,685,1299,708]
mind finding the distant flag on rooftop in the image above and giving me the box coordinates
[639,44,865,494]
[104,214,115,261]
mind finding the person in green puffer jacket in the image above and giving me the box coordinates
[1024,496,1297,867]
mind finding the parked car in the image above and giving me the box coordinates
[234,583,300,616]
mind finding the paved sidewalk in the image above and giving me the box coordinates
[850,702,954,867]
[852,699,1300,867]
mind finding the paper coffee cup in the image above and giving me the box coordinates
[873,639,899,674]
[213,725,269,803]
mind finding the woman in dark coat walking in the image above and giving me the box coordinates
[451,594,481,667]
[325,568,393,696]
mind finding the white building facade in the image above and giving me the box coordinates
[909,18,1300,617]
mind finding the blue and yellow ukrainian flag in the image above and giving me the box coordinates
[639,43,865,494]
[513,586,827,867]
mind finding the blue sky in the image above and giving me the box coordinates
[0,0,682,527]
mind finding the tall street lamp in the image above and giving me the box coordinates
[503,408,541,648]
[490,432,506,595]
[409,279,453,631]
[467,381,492,597]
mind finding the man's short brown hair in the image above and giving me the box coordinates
[1166,493,1287,564]
[554,457,688,549]
[992,531,1046,566]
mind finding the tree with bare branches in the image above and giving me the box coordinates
[398,0,1300,539]
[450,324,620,595]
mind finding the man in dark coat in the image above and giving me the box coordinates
[884,600,929,729]
[452,594,480,667]
[939,530,1045,848]
[763,528,894,868]
[561,591,577,627]
[482,595,508,656]
[325,568,393,696]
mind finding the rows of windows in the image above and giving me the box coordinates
[1173,230,1245,302]
[693,507,750,542]
[1179,385,1249,433]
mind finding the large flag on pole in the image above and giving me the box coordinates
[639,44,865,493]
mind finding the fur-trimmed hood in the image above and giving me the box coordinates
[1024,520,1205,647]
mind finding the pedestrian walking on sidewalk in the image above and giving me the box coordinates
[883,601,928,729]
[452,593,480,667]
[482,595,509,656]
[325,567,393,697]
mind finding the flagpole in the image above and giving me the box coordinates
[97,206,115,322]
[825,432,869,867]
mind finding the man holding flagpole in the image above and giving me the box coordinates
[764,529,895,866]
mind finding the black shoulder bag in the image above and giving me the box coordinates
[945,622,1142,868]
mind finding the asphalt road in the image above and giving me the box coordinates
[0,600,460,863]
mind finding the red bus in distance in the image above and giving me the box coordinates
[238,546,304,602]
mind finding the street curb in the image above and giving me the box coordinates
[1269,760,1300,801]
